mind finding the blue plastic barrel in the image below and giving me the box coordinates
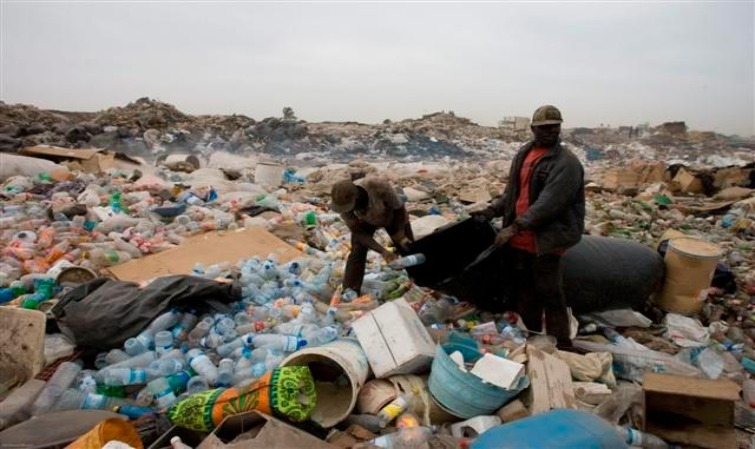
[471,409,628,449]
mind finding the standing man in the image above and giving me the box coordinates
[330,177,414,294]
[472,105,585,349]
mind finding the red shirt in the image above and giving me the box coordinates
[510,148,547,253]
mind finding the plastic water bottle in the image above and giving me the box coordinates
[110,191,123,214]
[166,370,193,394]
[114,404,154,419]
[217,359,235,387]
[154,330,174,356]
[215,317,236,336]
[188,320,212,346]
[78,375,98,394]
[105,349,130,365]
[247,334,307,352]
[103,368,149,386]
[148,310,181,335]
[172,312,198,341]
[107,351,157,369]
[418,297,453,325]
[274,322,318,338]
[388,254,426,269]
[170,436,194,449]
[743,379,755,408]
[124,337,150,356]
[297,302,319,324]
[616,427,670,449]
[149,358,185,376]
[53,389,129,412]
[148,377,178,408]
[31,362,82,416]
[216,337,247,358]
[305,326,340,346]
[186,375,209,395]
[356,426,434,449]
[499,324,527,345]
[186,349,219,385]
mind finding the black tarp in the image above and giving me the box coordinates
[51,275,241,350]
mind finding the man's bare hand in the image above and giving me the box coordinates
[382,250,398,263]
[494,225,518,247]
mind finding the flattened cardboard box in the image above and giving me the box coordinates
[107,227,302,282]
[352,298,436,378]
[197,411,338,449]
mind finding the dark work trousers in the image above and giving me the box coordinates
[343,221,413,294]
[509,248,571,347]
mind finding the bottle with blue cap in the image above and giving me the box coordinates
[186,349,219,385]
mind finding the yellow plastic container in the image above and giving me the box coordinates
[65,418,143,449]
[655,238,722,315]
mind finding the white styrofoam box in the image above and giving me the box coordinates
[352,298,436,378]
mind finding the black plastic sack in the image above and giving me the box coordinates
[406,219,665,313]
[51,275,241,350]
[561,236,665,313]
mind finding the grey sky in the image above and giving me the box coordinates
[1,1,753,136]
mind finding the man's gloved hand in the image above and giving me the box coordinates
[470,208,496,223]
[494,224,518,248]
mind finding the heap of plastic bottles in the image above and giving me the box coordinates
[0,169,355,287]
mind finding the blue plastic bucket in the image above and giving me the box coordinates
[471,409,628,449]
[428,345,529,419]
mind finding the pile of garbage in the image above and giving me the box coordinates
[0,100,754,449]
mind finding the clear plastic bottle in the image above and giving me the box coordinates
[170,436,194,449]
[148,310,181,335]
[30,361,82,416]
[103,368,150,386]
[188,320,212,346]
[53,389,129,412]
[247,334,307,352]
[154,330,174,356]
[304,325,340,346]
[388,254,426,269]
[418,297,453,325]
[217,359,235,387]
[105,349,130,365]
[124,337,150,356]
[186,349,219,385]
[356,426,434,449]
[147,377,178,408]
[107,351,157,369]
[149,358,185,376]
[216,337,247,358]
[173,312,198,341]
[187,376,209,395]
[616,427,670,449]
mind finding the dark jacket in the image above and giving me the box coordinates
[489,141,585,255]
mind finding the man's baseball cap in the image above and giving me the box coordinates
[531,105,563,127]
[330,180,359,213]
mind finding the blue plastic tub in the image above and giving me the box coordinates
[428,345,528,419]
[471,409,628,449]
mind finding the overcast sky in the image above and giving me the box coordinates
[1,1,753,136]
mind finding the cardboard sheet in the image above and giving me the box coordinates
[107,227,302,282]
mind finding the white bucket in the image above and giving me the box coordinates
[656,237,722,315]
[254,162,285,188]
[280,338,369,428]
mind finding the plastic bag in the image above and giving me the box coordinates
[556,351,616,386]
[573,340,702,382]
[44,333,76,365]
[664,313,710,347]
[167,366,315,431]
[583,309,653,328]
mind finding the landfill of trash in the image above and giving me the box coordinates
[0,98,754,449]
